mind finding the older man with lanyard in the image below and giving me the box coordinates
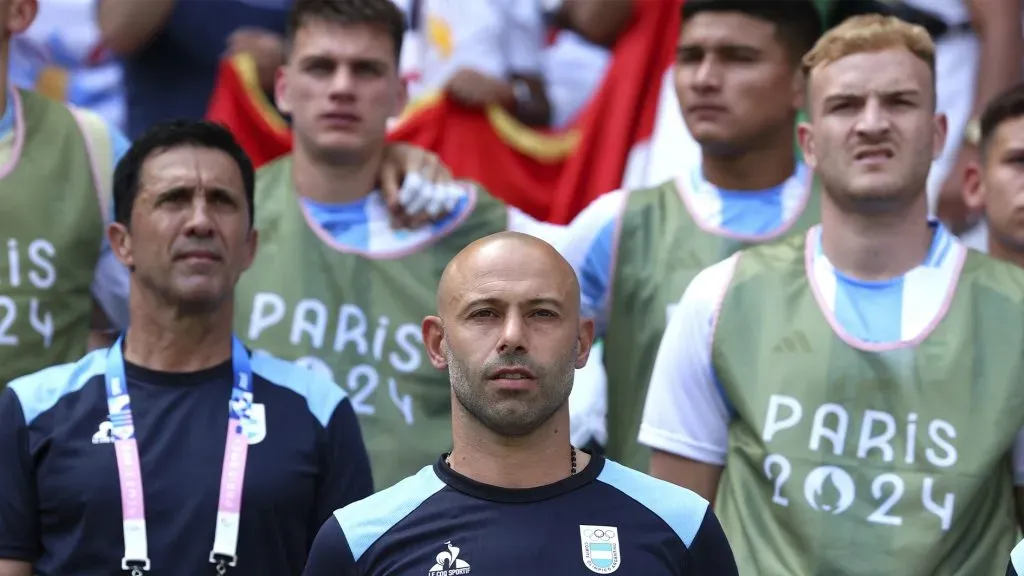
[0,121,373,576]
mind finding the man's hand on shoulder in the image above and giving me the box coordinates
[379,143,467,229]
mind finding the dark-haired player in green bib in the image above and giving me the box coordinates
[643,15,1024,575]
[234,0,567,491]
[563,0,824,472]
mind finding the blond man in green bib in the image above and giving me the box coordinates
[642,15,1024,575]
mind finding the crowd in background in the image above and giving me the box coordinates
[5,0,1024,574]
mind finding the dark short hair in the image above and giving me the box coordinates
[980,84,1024,157]
[286,0,407,63]
[113,120,255,227]
[681,0,824,65]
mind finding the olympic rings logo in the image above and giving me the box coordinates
[584,529,616,541]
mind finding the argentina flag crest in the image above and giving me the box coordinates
[580,525,620,573]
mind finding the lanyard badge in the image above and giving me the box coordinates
[104,336,253,575]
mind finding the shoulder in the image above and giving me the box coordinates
[596,459,711,548]
[961,246,1024,301]
[255,155,293,188]
[571,189,628,230]
[458,180,504,214]
[251,351,348,428]
[736,229,809,267]
[683,253,741,310]
[7,348,107,426]
[333,465,447,562]
[561,189,629,261]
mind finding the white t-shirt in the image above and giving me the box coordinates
[398,0,546,101]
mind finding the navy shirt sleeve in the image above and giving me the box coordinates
[684,509,737,575]
[313,397,374,535]
[303,517,357,576]
[0,389,39,562]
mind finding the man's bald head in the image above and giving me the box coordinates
[436,231,581,320]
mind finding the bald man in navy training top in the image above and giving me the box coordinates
[0,121,372,576]
[302,232,737,575]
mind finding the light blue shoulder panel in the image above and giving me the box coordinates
[9,348,107,425]
[251,351,348,428]
[334,465,446,562]
[597,459,710,548]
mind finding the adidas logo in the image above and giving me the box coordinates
[772,330,812,354]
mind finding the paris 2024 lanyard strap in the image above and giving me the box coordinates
[105,336,253,575]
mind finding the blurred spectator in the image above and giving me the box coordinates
[964,83,1024,266]
[398,0,551,126]
[98,0,290,138]
[928,0,1022,251]
[9,0,125,129]
[542,0,633,129]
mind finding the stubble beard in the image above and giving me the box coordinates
[447,343,579,438]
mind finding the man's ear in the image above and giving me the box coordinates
[797,121,817,171]
[275,66,291,115]
[963,161,986,213]
[7,0,37,35]
[574,318,595,370]
[107,221,135,271]
[932,112,948,160]
[422,315,448,370]
[393,76,409,118]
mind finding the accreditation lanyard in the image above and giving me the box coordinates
[105,336,253,575]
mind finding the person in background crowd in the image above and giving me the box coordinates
[963,82,1024,576]
[925,0,1022,250]
[235,0,569,492]
[642,15,1024,574]
[97,0,290,139]
[399,0,551,126]
[564,0,822,471]
[964,84,1024,268]
[541,0,633,129]
[302,232,738,576]
[9,0,125,130]
[0,120,373,576]
[0,0,132,391]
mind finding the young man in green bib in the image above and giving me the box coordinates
[642,15,1024,575]
[563,0,823,472]
[234,0,565,491]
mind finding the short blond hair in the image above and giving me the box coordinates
[802,14,935,78]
